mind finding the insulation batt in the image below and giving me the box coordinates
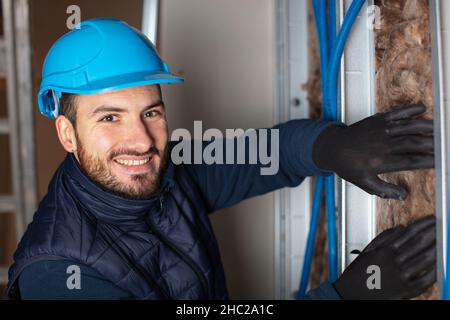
[375,0,436,300]
[304,0,436,298]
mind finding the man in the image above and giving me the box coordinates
[7,19,435,300]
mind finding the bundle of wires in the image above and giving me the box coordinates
[297,0,366,299]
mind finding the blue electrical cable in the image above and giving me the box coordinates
[327,0,337,59]
[297,176,324,299]
[328,0,365,120]
[298,0,366,298]
[325,176,338,281]
[324,0,338,284]
[298,0,332,297]
[313,0,330,116]
[297,1,328,299]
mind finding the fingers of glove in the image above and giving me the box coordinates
[401,245,435,281]
[364,226,405,252]
[355,175,408,200]
[391,216,436,250]
[379,154,434,173]
[407,265,436,298]
[386,119,434,136]
[384,104,426,122]
[389,136,434,155]
[396,225,436,264]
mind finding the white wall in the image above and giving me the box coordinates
[158,0,276,299]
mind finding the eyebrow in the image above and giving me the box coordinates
[90,100,164,118]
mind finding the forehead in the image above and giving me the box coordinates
[75,85,161,115]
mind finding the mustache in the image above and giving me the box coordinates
[108,146,159,160]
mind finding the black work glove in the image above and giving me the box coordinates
[313,104,434,200]
[333,215,436,300]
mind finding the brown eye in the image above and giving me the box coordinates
[101,115,117,122]
[144,110,160,118]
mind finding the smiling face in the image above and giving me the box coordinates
[55,85,169,200]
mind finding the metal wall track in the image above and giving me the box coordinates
[338,0,377,273]
[430,0,448,298]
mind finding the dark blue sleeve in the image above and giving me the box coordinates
[304,282,342,300]
[182,119,337,212]
[18,260,133,300]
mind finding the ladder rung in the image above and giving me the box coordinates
[0,266,8,285]
[0,196,16,213]
[0,118,9,134]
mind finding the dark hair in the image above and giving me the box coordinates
[59,94,78,125]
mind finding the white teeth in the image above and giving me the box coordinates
[115,158,149,166]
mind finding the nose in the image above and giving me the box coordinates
[123,117,153,153]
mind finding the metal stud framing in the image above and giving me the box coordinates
[430,0,448,298]
[337,0,377,273]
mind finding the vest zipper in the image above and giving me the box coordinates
[146,194,210,299]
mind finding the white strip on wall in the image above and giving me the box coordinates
[142,0,159,45]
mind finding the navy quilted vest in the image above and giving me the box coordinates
[7,153,228,300]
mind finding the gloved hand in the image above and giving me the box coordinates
[333,215,436,300]
[313,104,434,199]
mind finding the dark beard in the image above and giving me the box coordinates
[76,134,169,200]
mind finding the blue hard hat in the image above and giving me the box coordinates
[38,18,184,119]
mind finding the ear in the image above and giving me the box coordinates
[55,116,78,153]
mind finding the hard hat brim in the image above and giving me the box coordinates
[38,72,184,119]
[41,71,184,95]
